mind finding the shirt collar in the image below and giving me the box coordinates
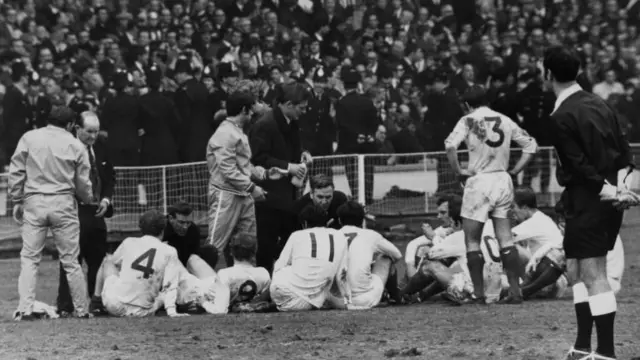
[553,83,582,113]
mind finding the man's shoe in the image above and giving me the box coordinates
[14,312,41,321]
[76,313,94,319]
[563,347,592,360]
[497,294,523,305]
[89,296,109,316]
[57,310,73,318]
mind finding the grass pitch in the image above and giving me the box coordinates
[1,210,639,360]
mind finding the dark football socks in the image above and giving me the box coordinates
[385,267,401,303]
[573,283,593,351]
[466,250,485,299]
[499,246,522,297]
[589,291,617,357]
[418,281,444,300]
[400,271,434,297]
[521,257,564,299]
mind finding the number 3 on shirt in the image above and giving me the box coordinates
[131,248,157,279]
[484,117,505,148]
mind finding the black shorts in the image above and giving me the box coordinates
[562,187,623,259]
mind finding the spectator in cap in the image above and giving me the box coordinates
[172,51,211,165]
[101,69,143,167]
[335,65,378,204]
[299,66,337,172]
[26,71,53,129]
[1,60,31,165]
[138,63,180,167]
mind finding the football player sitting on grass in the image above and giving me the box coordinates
[330,201,403,309]
[270,204,354,312]
[175,245,230,315]
[217,233,274,313]
[91,210,187,318]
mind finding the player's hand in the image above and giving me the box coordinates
[267,167,288,180]
[95,199,109,217]
[13,204,24,225]
[421,223,436,240]
[301,151,313,165]
[251,185,267,201]
[288,163,306,178]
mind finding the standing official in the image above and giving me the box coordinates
[250,82,312,274]
[335,68,379,204]
[9,105,94,320]
[207,91,282,266]
[56,111,115,316]
[542,47,634,360]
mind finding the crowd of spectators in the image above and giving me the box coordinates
[2,0,640,180]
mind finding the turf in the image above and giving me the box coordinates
[1,211,640,360]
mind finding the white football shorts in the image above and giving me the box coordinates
[462,172,513,223]
[351,274,385,309]
[270,268,320,312]
[102,275,161,317]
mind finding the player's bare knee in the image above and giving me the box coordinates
[492,217,513,247]
[565,259,579,285]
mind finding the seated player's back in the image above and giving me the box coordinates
[512,210,563,254]
[341,226,401,294]
[112,236,180,308]
[218,264,270,303]
[274,227,348,299]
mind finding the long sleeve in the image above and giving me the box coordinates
[8,136,28,204]
[74,146,94,204]
[375,236,402,262]
[208,133,254,192]
[444,117,468,150]
[162,251,181,312]
[249,121,289,169]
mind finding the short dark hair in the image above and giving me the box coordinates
[543,46,581,83]
[229,233,257,262]
[337,201,365,227]
[226,90,255,116]
[309,174,334,190]
[299,204,328,228]
[48,105,76,128]
[139,209,167,236]
[167,200,192,217]
[276,82,310,105]
[437,194,462,223]
[198,245,219,269]
[461,85,488,108]
[514,187,538,209]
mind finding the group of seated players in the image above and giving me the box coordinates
[87,181,624,318]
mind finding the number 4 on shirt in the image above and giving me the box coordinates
[131,248,157,279]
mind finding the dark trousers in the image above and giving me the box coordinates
[255,205,298,274]
[57,205,108,311]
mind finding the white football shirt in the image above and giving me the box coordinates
[217,263,271,304]
[273,227,349,308]
[177,266,230,314]
[341,226,402,295]
[444,106,537,174]
[110,235,181,310]
[404,236,432,277]
[512,210,563,255]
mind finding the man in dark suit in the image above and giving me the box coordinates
[336,68,379,205]
[25,72,52,129]
[249,82,311,274]
[1,60,30,166]
[57,111,116,316]
[543,47,634,360]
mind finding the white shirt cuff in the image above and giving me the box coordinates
[599,182,617,198]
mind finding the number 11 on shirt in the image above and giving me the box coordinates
[309,233,335,262]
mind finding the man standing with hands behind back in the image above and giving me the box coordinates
[9,105,94,320]
[57,111,115,316]
[250,82,313,274]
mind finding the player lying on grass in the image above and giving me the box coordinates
[270,204,353,311]
[404,194,460,279]
[327,201,403,309]
[217,233,273,313]
[445,85,537,304]
[91,210,187,318]
[175,246,230,315]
